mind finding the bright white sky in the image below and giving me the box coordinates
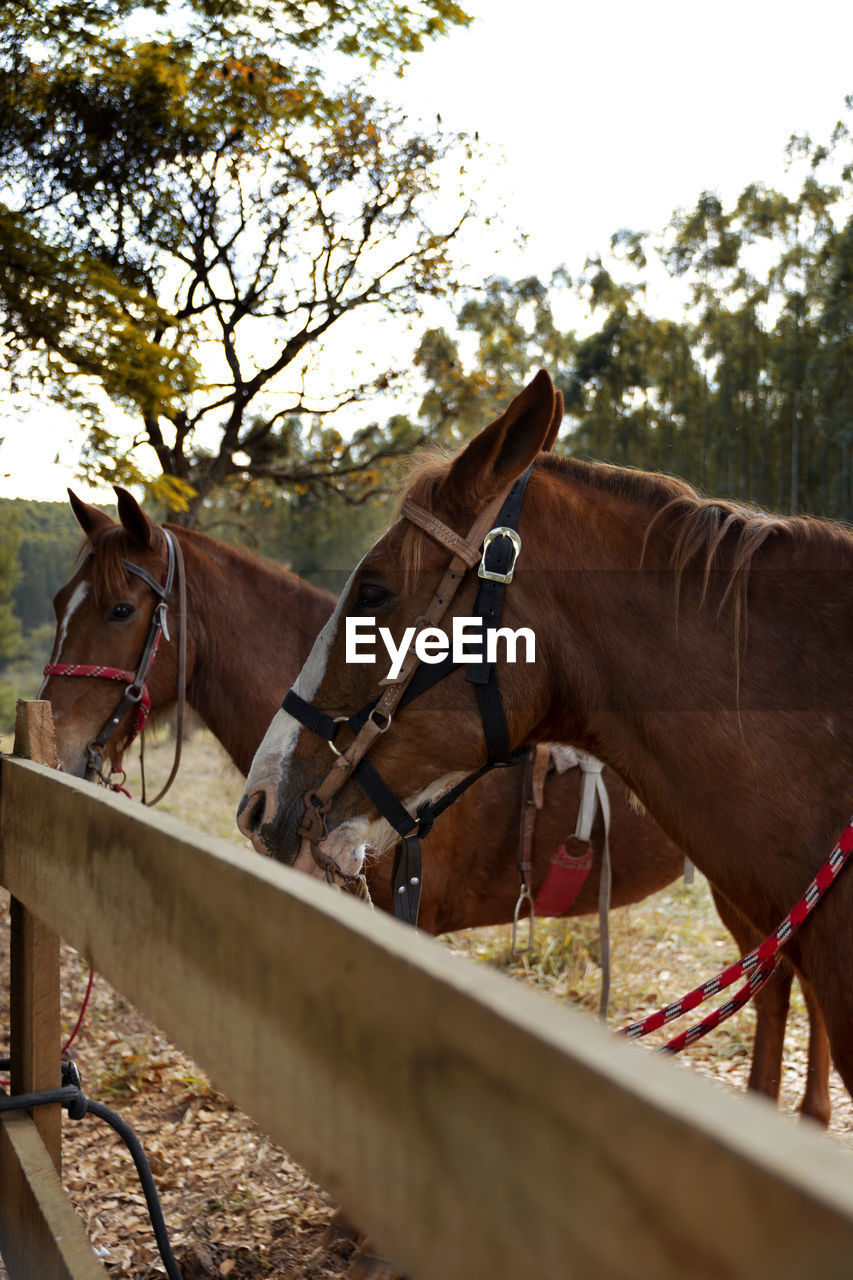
[4,0,853,501]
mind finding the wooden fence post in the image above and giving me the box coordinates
[0,701,107,1278]
[9,700,62,1169]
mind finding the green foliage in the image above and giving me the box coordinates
[0,503,22,730]
[414,272,577,444]
[201,481,391,595]
[0,505,20,659]
[413,100,853,522]
[0,498,85,731]
[0,0,473,521]
[2,499,85,632]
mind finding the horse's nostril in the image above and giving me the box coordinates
[236,789,267,837]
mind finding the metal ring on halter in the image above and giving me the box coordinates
[84,743,114,788]
[368,707,393,732]
[327,716,353,757]
[124,681,145,704]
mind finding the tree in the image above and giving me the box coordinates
[0,505,20,655]
[1,498,83,633]
[0,503,21,727]
[0,0,473,520]
[413,272,577,442]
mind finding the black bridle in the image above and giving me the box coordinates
[283,467,535,924]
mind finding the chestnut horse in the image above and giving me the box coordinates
[239,371,847,1104]
[42,488,828,1119]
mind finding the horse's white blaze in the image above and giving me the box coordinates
[244,559,362,798]
[243,548,464,883]
[37,580,89,696]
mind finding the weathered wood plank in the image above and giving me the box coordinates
[1,705,106,1277]
[0,1113,109,1280]
[8,903,61,1168]
[10,700,61,1166]
[3,755,853,1279]
[12,700,59,771]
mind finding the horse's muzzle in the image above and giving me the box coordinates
[236,783,305,864]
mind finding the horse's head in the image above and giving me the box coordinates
[237,370,565,875]
[41,487,183,779]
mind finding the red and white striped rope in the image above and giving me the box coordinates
[619,819,853,1052]
[43,662,152,742]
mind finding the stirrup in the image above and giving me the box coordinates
[511,883,535,956]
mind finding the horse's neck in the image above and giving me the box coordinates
[178,533,335,775]
[538,479,853,885]
[536,489,757,855]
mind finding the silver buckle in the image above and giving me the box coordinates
[478,527,522,584]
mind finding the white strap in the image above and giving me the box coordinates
[571,752,612,1021]
[573,750,605,843]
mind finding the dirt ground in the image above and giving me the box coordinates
[2,728,853,1278]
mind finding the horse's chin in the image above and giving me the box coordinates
[309,826,373,878]
[248,825,368,883]
[285,835,368,883]
[50,736,95,780]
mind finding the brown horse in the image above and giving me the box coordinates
[239,370,847,1104]
[43,488,829,1120]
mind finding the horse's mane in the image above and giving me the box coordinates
[395,446,853,613]
[540,452,853,582]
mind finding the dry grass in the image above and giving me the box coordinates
[3,726,853,1278]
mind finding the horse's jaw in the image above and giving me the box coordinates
[312,769,470,866]
[281,766,469,884]
[290,837,367,882]
[238,796,369,881]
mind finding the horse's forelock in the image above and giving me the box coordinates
[85,524,148,609]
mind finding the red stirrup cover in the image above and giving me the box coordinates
[534,842,594,915]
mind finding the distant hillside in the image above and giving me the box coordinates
[0,496,111,632]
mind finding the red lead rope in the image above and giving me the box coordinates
[619,818,853,1053]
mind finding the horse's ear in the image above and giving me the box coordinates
[441,370,557,503]
[68,489,114,540]
[542,388,563,453]
[114,486,156,548]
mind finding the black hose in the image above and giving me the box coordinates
[0,1061,183,1280]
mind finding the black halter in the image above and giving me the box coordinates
[283,466,534,924]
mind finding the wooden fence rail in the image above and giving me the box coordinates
[4,732,853,1276]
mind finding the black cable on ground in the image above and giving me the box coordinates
[0,1059,183,1280]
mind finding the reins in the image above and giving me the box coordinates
[140,534,187,806]
[44,525,187,806]
[284,467,535,923]
[620,822,853,1052]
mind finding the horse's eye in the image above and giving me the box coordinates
[109,603,135,622]
[355,583,390,609]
